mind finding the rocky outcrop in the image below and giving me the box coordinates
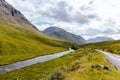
[0,0,37,30]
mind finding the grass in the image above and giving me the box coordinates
[80,40,120,55]
[0,49,88,80]
[0,16,120,80]
[0,48,119,80]
[0,18,71,65]
[65,49,120,80]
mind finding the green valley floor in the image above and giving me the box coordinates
[0,48,119,80]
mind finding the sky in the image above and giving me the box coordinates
[6,0,120,40]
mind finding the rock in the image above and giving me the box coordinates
[95,64,102,70]
[91,64,109,71]
[91,64,102,69]
[0,0,37,30]
[103,66,109,71]
[91,64,95,69]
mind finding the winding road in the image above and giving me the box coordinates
[97,50,120,71]
[2,49,119,74]
[0,49,74,74]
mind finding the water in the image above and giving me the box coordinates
[0,49,74,74]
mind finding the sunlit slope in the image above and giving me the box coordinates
[0,18,70,65]
[0,48,119,80]
[80,40,120,55]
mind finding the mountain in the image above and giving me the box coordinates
[0,0,37,30]
[0,0,70,65]
[42,27,85,44]
[86,37,114,43]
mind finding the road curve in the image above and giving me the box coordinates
[0,49,74,74]
[97,50,120,71]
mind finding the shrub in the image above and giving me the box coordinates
[68,60,81,72]
[71,44,79,50]
[48,70,65,80]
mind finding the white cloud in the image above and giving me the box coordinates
[6,0,120,40]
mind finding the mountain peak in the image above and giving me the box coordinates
[44,27,67,33]
[0,0,37,30]
[43,27,85,44]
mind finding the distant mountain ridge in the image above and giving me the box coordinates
[42,27,85,44]
[86,37,114,43]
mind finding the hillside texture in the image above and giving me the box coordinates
[0,0,70,65]
[43,27,85,44]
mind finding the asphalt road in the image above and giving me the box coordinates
[97,50,120,71]
[0,49,74,74]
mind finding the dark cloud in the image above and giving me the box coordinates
[80,5,92,11]
[104,18,116,27]
[89,1,94,5]
[39,1,97,24]
[21,0,25,1]
[73,12,89,24]
[40,1,70,22]
[103,29,116,34]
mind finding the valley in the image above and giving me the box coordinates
[0,48,120,80]
[0,0,120,80]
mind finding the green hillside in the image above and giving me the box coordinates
[0,18,71,65]
[79,40,120,55]
[0,48,119,80]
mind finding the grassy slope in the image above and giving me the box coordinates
[0,18,71,65]
[80,40,120,55]
[0,51,77,80]
[65,49,120,80]
[65,40,120,80]
[0,48,119,80]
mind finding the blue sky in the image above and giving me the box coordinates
[6,0,120,40]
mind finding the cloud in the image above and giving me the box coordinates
[6,0,120,40]
[89,1,94,5]
[38,0,97,24]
